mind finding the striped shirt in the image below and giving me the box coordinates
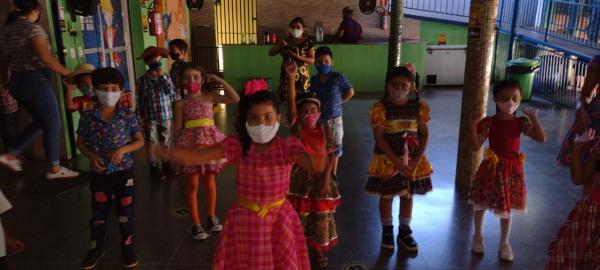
[0,17,48,71]
[135,72,176,122]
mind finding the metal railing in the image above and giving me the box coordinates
[498,0,600,49]
[397,0,470,23]
[494,32,590,107]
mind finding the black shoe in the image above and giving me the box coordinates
[381,225,394,250]
[150,163,166,180]
[207,216,223,232]
[121,245,139,268]
[398,225,418,251]
[80,248,104,269]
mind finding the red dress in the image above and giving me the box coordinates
[213,136,310,270]
[469,116,531,218]
[546,174,600,270]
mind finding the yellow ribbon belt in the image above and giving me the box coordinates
[184,118,214,129]
[237,197,286,218]
[484,148,526,176]
[384,121,418,133]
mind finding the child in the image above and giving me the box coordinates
[0,189,25,270]
[309,46,354,178]
[285,62,340,267]
[135,46,177,179]
[64,64,133,113]
[546,129,600,269]
[168,38,189,97]
[365,66,433,251]
[77,68,144,269]
[557,55,600,166]
[173,63,239,240]
[156,89,326,269]
[469,79,546,261]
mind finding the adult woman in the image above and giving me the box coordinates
[0,0,78,179]
[269,17,315,103]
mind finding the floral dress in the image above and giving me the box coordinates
[213,136,310,270]
[365,99,433,198]
[288,124,341,252]
[277,37,314,102]
[469,115,532,218]
[546,171,600,269]
[175,96,226,175]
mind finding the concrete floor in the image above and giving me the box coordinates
[0,89,583,269]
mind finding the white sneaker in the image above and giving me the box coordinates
[46,166,80,180]
[472,236,484,254]
[0,154,23,172]
[499,242,514,261]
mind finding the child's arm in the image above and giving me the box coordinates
[320,152,335,193]
[522,107,547,143]
[208,75,240,104]
[62,78,80,112]
[342,87,355,103]
[470,114,487,150]
[110,132,144,165]
[570,129,596,186]
[285,61,299,125]
[173,101,184,140]
[295,150,327,174]
[156,145,225,165]
[374,126,405,170]
[76,136,106,172]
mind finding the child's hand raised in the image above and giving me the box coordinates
[205,73,223,84]
[573,128,597,149]
[284,60,298,77]
[521,106,539,119]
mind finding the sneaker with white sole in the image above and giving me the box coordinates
[499,242,514,261]
[207,216,223,232]
[189,224,209,240]
[472,236,484,254]
[47,166,80,180]
[0,154,22,172]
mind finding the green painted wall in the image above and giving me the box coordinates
[419,20,468,45]
[223,42,426,93]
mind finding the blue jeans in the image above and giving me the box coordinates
[0,112,17,151]
[8,69,61,166]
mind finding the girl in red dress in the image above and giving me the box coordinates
[546,129,600,270]
[469,79,546,261]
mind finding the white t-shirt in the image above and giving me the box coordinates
[0,190,13,257]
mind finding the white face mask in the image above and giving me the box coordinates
[497,100,520,115]
[290,29,303,38]
[245,121,280,144]
[389,89,410,101]
[96,90,121,107]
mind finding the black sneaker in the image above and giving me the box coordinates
[381,225,395,250]
[121,245,139,268]
[189,224,209,240]
[80,248,104,269]
[207,216,223,232]
[398,225,418,251]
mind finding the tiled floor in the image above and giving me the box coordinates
[0,89,582,269]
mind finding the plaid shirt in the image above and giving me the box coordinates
[0,17,48,71]
[135,72,176,122]
[0,88,18,113]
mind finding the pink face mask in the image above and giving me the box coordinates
[302,112,321,128]
[185,82,202,94]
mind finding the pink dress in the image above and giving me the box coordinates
[176,97,226,175]
[213,136,310,270]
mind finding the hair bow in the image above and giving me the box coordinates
[244,79,269,96]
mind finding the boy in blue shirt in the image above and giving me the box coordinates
[77,68,144,269]
[309,46,355,177]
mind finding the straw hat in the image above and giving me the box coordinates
[67,63,95,82]
[138,46,169,60]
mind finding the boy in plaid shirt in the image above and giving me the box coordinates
[135,46,177,179]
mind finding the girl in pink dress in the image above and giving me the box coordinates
[157,89,326,270]
[469,79,546,261]
[173,64,240,240]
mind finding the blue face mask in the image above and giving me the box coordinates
[316,64,332,75]
[148,61,162,70]
[80,85,94,97]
